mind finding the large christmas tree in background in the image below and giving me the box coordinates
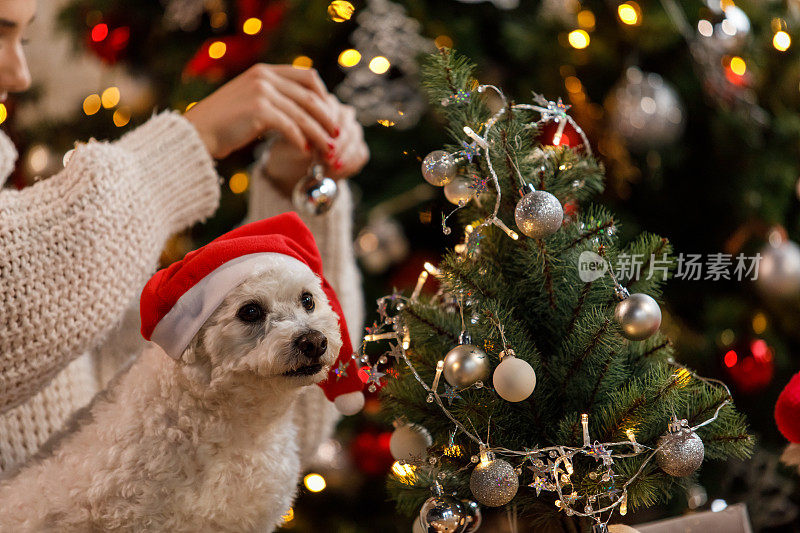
[5,0,800,530]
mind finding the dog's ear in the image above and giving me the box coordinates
[179,333,212,386]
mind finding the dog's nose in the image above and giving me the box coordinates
[295,331,328,360]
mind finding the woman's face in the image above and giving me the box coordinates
[0,0,34,101]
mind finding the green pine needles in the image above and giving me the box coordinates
[376,49,752,529]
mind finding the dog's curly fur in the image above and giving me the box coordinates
[0,256,342,532]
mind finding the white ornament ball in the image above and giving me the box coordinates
[493,355,536,402]
[606,67,684,151]
[614,293,662,341]
[469,457,519,507]
[443,176,475,205]
[333,391,365,415]
[514,188,563,239]
[756,240,800,299]
[443,344,490,388]
[422,150,457,187]
[390,423,433,462]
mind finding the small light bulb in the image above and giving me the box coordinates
[774,31,791,52]
[568,30,590,50]
[303,473,326,492]
[208,41,227,59]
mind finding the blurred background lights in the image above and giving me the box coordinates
[774,30,791,51]
[292,55,313,69]
[208,41,226,59]
[729,56,746,75]
[711,499,728,512]
[577,10,595,30]
[369,56,391,74]
[28,145,49,174]
[83,94,101,115]
[434,35,454,49]
[101,86,120,109]
[698,19,713,37]
[229,171,249,194]
[0,103,8,125]
[112,107,131,127]
[338,49,361,67]
[617,2,641,26]
[242,17,262,35]
[327,0,355,22]
[91,23,108,42]
[568,29,590,49]
[303,473,326,492]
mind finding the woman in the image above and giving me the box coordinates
[0,0,368,473]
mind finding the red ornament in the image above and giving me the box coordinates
[536,119,583,148]
[349,430,394,476]
[723,338,775,394]
[776,372,800,443]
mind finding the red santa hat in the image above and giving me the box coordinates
[140,212,364,415]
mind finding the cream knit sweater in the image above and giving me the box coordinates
[0,113,359,474]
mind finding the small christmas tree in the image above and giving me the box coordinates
[365,49,753,531]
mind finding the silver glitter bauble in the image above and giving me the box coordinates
[492,353,536,402]
[656,419,704,477]
[390,423,433,462]
[443,340,490,388]
[514,186,563,239]
[422,150,457,186]
[614,293,662,341]
[461,500,482,533]
[756,239,800,299]
[606,67,684,151]
[419,485,467,533]
[292,165,339,216]
[469,455,519,507]
[443,175,475,205]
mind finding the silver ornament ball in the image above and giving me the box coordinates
[656,420,705,477]
[615,293,662,341]
[390,423,433,462]
[422,150,457,186]
[461,500,482,533]
[443,344,490,388]
[469,456,519,507]
[756,240,800,299]
[607,67,684,151]
[419,492,466,533]
[443,176,476,205]
[492,355,536,402]
[514,188,563,239]
[292,165,339,216]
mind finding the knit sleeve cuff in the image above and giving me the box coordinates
[116,111,221,234]
[0,130,18,188]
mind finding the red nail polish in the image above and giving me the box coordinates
[333,127,340,138]
[334,159,343,170]
[304,141,311,152]
[327,141,335,150]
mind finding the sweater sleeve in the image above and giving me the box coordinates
[247,156,364,468]
[0,111,220,415]
[0,130,18,189]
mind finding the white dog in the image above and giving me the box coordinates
[0,254,342,532]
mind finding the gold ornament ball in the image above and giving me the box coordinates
[421,150,457,187]
[443,344,490,388]
[614,293,661,340]
[469,457,519,507]
[514,189,563,239]
[443,176,475,205]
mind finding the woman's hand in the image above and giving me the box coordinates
[263,94,370,196]
[185,64,338,159]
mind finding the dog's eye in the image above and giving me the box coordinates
[300,292,315,312]
[236,303,264,323]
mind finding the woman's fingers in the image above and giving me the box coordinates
[266,65,328,99]
[259,100,307,152]
[259,82,333,154]
[266,73,338,138]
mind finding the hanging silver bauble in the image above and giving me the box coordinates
[492,350,536,402]
[514,184,563,239]
[461,500,482,533]
[443,175,475,205]
[469,454,519,507]
[756,239,800,299]
[422,150,457,186]
[656,419,705,477]
[292,165,339,216]
[614,292,662,341]
[390,423,433,462]
[606,67,685,151]
[443,333,490,388]
[419,483,467,533]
